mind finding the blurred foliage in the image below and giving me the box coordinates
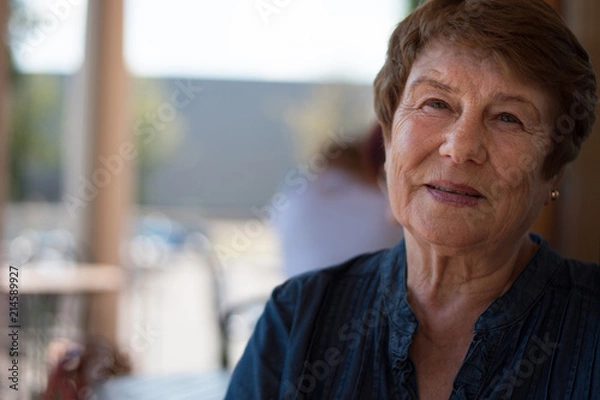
[9,75,62,200]
[132,79,186,204]
[7,0,62,201]
[280,84,373,161]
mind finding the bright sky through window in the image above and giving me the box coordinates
[11,0,408,83]
[9,0,88,73]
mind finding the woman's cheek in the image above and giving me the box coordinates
[389,118,426,160]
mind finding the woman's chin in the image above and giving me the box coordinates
[406,219,489,251]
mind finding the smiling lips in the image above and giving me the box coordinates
[425,181,484,206]
[426,184,484,198]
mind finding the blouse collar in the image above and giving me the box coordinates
[380,233,564,333]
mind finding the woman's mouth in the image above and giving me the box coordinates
[425,184,484,198]
[425,182,484,206]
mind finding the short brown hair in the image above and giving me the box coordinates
[373,0,597,179]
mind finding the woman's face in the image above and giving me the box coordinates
[386,39,558,250]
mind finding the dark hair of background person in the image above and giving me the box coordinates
[322,123,385,186]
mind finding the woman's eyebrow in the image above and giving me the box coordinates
[408,77,454,94]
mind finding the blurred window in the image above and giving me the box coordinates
[10,0,408,82]
[9,0,88,73]
[124,0,407,83]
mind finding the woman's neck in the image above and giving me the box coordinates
[404,232,537,338]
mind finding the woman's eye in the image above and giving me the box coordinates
[498,113,521,124]
[425,99,448,109]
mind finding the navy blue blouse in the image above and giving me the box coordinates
[225,235,600,399]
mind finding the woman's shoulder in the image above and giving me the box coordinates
[529,234,600,298]
[555,257,600,297]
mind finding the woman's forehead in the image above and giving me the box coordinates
[407,39,556,114]
[411,39,504,77]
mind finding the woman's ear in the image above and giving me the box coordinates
[553,168,566,188]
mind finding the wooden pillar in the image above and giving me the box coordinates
[559,0,600,263]
[82,0,131,344]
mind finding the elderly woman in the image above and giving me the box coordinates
[225,0,599,398]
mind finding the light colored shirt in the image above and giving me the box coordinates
[275,167,403,277]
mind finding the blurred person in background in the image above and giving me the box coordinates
[275,122,403,277]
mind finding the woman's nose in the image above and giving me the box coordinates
[438,115,487,165]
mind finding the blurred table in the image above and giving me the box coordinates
[94,371,231,400]
[1,263,123,294]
